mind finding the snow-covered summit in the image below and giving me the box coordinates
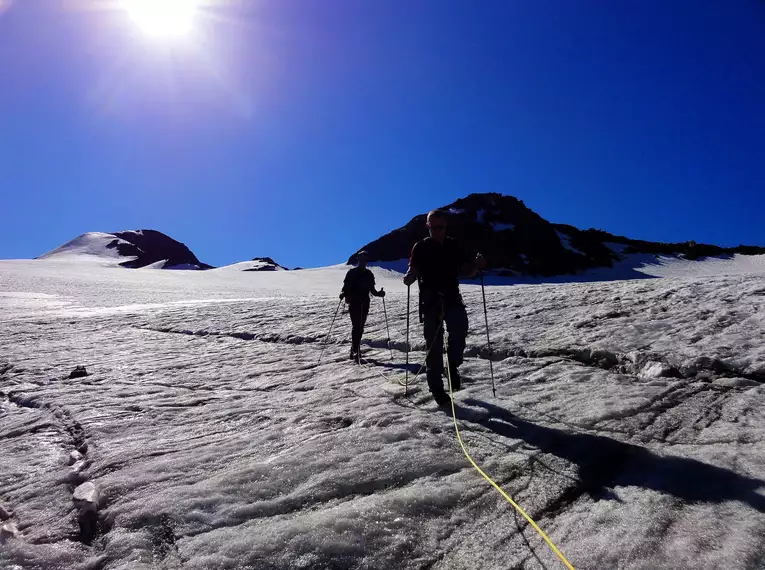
[217,257,289,272]
[38,230,212,270]
[37,232,135,264]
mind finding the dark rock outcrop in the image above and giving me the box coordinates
[68,366,88,379]
[108,230,212,269]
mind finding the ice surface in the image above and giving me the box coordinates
[1,256,765,569]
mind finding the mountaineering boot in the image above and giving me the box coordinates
[432,391,450,407]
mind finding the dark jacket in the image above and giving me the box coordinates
[342,266,381,303]
[409,236,471,299]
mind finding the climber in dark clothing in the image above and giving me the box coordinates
[340,251,385,361]
[403,210,485,405]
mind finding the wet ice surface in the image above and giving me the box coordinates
[1,258,765,569]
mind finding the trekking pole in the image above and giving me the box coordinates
[405,285,411,396]
[356,302,363,364]
[318,297,343,365]
[480,270,496,397]
[381,291,393,361]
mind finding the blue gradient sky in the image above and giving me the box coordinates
[1,0,763,268]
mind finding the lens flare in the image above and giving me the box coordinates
[126,0,198,37]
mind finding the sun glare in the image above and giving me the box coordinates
[126,0,198,37]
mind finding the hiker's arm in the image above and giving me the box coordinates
[403,244,420,286]
[370,274,385,297]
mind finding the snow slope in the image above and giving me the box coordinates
[378,253,765,285]
[1,258,765,569]
[37,232,137,265]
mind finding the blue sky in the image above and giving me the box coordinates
[1,0,763,268]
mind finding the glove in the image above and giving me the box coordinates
[378,288,386,298]
[339,292,345,300]
[403,272,417,286]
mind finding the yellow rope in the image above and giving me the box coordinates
[356,308,575,569]
[444,353,575,570]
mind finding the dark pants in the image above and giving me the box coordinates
[349,299,370,353]
[422,294,469,396]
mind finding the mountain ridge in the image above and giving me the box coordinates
[351,193,765,276]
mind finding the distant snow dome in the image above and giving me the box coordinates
[37,232,136,264]
[217,257,288,272]
[37,230,211,270]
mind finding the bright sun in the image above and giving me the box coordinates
[126,0,198,37]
